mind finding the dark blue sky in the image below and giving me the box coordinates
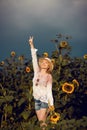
[0,0,87,61]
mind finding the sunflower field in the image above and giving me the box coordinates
[0,37,87,130]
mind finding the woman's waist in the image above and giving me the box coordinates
[33,85,47,92]
[33,94,48,103]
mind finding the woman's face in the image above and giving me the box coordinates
[40,59,49,69]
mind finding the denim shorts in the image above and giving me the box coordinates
[34,99,48,110]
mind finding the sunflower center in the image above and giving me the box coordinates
[53,115,57,118]
[66,85,72,91]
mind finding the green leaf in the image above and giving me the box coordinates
[21,111,30,120]
[18,98,26,107]
[5,95,14,102]
[4,105,13,114]
[0,96,6,104]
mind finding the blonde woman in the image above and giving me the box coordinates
[28,36,54,128]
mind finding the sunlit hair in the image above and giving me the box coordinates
[38,58,53,73]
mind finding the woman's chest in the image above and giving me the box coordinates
[34,73,49,87]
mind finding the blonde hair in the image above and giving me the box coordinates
[39,58,53,73]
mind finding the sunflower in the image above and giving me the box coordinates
[51,58,55,65]
[0,61,4,66]
[50,112,60,124]
[62,82,74,94]
[72,79,79,87]
[59,41,68,48]
[11,51,16,57]
[18,56,24,61]
[43,52,49,57]
[26,66,31,73]
[83,54,87,59]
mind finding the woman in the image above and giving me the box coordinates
[28,36,54,128]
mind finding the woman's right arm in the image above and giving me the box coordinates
[28,36,39,73]
[29,36,34,49]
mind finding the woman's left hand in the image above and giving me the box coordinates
[49,105,55,111]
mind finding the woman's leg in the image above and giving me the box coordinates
[36,108,47,129]
[36,108,47,121]
[35,100,48,129]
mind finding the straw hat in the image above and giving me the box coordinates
[39,57,54,73]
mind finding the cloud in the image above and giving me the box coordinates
[0,0,87,48]
[0,0,87,29]
[0,0,87,39]
[0,0,87,60]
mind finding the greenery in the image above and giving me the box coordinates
[0,36,87,130]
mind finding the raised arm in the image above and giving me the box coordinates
[28,36,39,73]
[29,36,34,49]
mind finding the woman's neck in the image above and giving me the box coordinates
[40,68,47,74]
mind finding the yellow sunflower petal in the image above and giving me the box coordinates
[11,51,16,57]
[26,67,31,73]
[83,54,87,59]
[72,79,79,87]
[62,82,74,94]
